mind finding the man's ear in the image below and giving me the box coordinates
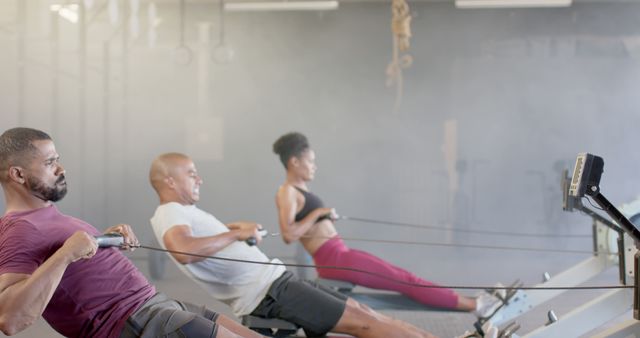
[8,166,25,184]
[164,176,175,188]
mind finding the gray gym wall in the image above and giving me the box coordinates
[1,0,640,283]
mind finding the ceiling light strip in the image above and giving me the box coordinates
[455,0,572,8]
[224,1,339,12]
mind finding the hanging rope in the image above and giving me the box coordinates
[386,0,413,113]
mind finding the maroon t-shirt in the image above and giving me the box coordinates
[0,205,156,338]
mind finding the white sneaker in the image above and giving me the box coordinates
[485,282,507,300]
[474,283,506,318]
[453,322,498,338]
[474,293,501,318]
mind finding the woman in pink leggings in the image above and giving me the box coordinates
[273,132,499,315]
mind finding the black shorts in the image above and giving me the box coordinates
[251,271,348,337]
[120,293,220,338]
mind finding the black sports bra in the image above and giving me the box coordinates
[293,186,332,223]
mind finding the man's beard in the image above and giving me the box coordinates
[27,175,68,202]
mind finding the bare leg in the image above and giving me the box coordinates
[456,295,477,311]
[215,314,264,338]
[331,298,438,338]
[357,301,434,337]
[215,326,255,338]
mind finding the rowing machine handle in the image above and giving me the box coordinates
[95,233,125,248]
[246,229,268,246]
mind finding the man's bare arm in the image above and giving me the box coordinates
[0,231,97,335]
[163,224,259,264]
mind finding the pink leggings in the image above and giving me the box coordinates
[313,236,459,309]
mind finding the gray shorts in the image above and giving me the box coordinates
[120,293,220,338]
[250,271,348,337]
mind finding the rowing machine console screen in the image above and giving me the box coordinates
[569,153,604,197]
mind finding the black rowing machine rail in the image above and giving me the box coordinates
[569,152,640,320]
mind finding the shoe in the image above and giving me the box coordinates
[474,283,505,318]
[474,293,501,318]
[485,282,506,300]
[453,322,498,338]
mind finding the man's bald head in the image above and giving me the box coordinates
[149,152,191,193]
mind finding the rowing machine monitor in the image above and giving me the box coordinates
[569,153,604,198]
[569,153,640,320]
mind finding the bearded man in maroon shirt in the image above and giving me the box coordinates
[0,127,261,338]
